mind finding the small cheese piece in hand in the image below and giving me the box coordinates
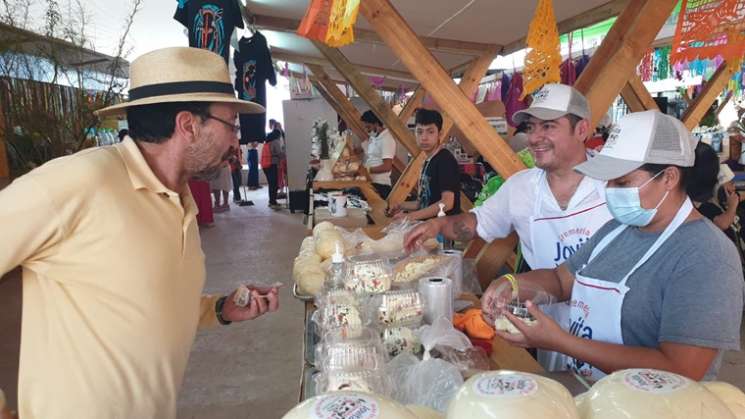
[494,316,536,335]
[233,284,251,307]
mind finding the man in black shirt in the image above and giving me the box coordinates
[389,108,462,221]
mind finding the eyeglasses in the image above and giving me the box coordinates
[204,113,240,134]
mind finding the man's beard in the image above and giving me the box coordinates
[191,165,222,181]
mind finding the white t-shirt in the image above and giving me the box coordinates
[362,129,397,185]
[470,168,612,269]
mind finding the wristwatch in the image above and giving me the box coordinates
[215,296,232,326]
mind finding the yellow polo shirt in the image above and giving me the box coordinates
[0,138,220,419]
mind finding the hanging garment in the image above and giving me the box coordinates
[234,31,276,143]
[505,73,528,127]
[174,0,243,64]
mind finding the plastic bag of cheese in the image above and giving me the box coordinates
[282,391,417,419]
[701,382,745,419]
[406,405,444,419]
[446,370,580,419]
[574,369,735,419]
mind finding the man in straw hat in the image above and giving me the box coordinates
[0,47,280,418]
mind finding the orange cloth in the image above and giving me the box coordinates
[454,308,496,340]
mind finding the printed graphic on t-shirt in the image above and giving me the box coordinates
[192,4,226,57]
[241,60,257,100]
[418,173,432,210]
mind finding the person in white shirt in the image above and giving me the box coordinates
[404,84,613,371]
[359,110,397,199]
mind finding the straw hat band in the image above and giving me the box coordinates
[128,81,234,101]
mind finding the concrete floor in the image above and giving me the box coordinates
[3,187,745,418]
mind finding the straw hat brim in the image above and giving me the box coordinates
[95,92,265,117]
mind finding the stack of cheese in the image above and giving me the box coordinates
[293,222,345,296]
[575,369,740,419]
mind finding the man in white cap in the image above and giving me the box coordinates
[0,47,280,418]
[482,110,742,381]
[404,83,612,371]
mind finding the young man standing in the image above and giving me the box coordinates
[359,110,397,199]
[0,47,280,418]
[404,84,612,371]
[389,108,462,221]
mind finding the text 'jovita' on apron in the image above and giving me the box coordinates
[568,198,693,381]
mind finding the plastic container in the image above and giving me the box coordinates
[314,369,393,396]
[370,289,424,326]
[316,326,388,372]
[382,325,423,357]
[344,254,393,294]
[483,280,554,332]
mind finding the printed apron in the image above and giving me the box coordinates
[568,198,693,381]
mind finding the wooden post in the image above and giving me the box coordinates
[682,61,738,130]
[574,0,678,127]
[398,86,425,124]
[620,75,659,112]
[386,47,497,209]
[359,0,525,179]
[313,42,421,158]
[716,91,734,117]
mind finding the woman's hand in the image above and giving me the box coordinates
[494,300,569,352]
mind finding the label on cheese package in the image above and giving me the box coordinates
[623,369,689,394]
[312,394,380,419]
[473,373,539,397]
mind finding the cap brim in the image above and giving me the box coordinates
[95,92,265,117]
[574,155,644,181]
[512,108,569,125]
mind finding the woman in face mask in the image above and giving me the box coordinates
[482,110,744,382]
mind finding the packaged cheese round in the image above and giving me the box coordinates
[282,391,417,419]
[313,221,336,236]
[575,369,735,419]
[702,382,745,419]
[406,405,444,419]
[316,229,345,260]
[446,370,580,419]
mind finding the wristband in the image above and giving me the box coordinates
[215,296,232,326]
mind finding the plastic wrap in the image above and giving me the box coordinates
[314,369,393,396]
[311,302,365,337]
[385,318,472,412]
[448,370,580,418]
[367,290,424,326]
[431,346,491,376]
[392,254,456,288]
[575,369,734,419]
[701,382,745,419]
[343,254,393,294]
[282,391,418,419]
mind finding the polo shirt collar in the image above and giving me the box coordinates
[117,137,173,195]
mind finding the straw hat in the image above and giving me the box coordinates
[95,47,264,117]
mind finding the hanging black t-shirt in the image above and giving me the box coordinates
[174,0,243,64]
[234,32,276,143]
[418,148,462,216]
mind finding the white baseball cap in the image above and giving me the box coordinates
[513,83,591,124]
[575,110,698,181]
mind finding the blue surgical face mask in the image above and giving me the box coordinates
[605,171,669,227]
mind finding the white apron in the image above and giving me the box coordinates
[528,171,609,371]
[567,198,694,381]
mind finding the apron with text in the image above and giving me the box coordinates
[529,171,609,371]
[568,198,693,381]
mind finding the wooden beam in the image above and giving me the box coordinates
[308,67,407,173]
[386,48,496,209]
[359,0,524,180]
[574,0,678,128]
[620,74,659,112]
[314,42,421,158]
[252,14,500,56]
[682,61,738,130]
[271,48,417,82]
[501,0,630,55]
[398,86,425,124]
